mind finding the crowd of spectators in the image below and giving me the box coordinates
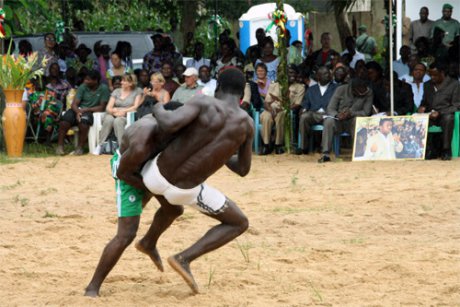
[12,3,460,161]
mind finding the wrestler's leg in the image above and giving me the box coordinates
[168,198,248,293]
[85,216,140,297]
[135,195,184,272]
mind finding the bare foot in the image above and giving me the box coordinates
[84,287,99,297]
[167,255,199,294]
[135,241,164,272]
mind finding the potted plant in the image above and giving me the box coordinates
[1,43,46,157]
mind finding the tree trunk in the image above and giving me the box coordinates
[335,10,352,49]
[180,0,198,49]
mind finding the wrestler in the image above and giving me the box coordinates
[84,102,184,297]
[140,67,254,294]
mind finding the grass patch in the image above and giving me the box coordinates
[308,280,323,302]
[13,194,29,207]
[43,211,59,218]
[39,187,58,196]
[235,240,253,263]
[0,180,22,191]
[207,266,216,288]
[0,142,76,163]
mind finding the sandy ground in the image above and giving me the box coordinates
[0,153,459,306]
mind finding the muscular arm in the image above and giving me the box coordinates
[117,143,150,192]
[225,120,254,177]
[152,96,202,133]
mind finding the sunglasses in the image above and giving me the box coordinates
[45,37,56,42]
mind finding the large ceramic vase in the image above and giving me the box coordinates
[2,89,26,157]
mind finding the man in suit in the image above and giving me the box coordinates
[297,66,338,154]
[318,78,373,162]
[418,61,460,160]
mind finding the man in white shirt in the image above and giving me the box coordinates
[365,118,403,160]
[393,45,411,78]
[197,65,217,96]
[341,36,365,69]
[185,42,210,71]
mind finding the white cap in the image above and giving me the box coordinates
[183,67,198,77]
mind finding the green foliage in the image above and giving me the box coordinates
[74,0,172,32]
[2,0,51,37]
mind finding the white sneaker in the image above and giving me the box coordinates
[92,145,102,155]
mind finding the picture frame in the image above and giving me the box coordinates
[352,115,429,161]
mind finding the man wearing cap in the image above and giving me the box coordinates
[69,43,96,74]
[171,67,203,104]
[432,4,460,47]
[409,7,434,50]
[356,24,377,62]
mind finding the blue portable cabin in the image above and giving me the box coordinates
[239,3,305,55]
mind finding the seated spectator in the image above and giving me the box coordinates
[96,73,142,153]
[197,65,217,96]
[393,45,411,78]
[18,39,33,59]
[171,67,203,104]
[56,70,110,156]
[163,36,183,69]
[418,61,460,160]
[431,27,449,63]
[298,66,338,154]
[254,63,271,100]
[114,41,133,70]
[245,28,266,62]
[353,59,368,79]
[143,72,170,104]
[111,76,122,90]
[241,77,263,114]
[259,66,305,155]
[174,63,186,84]
[213,39,242,77]
[367,61,387,113]
[318,78,373,162]
[161,62,180,96]
[414,36,435,66]
[399,54,431,83]
[341,36,365,69]
[143,33,165,75]
[333,65,350,85]
[68,44,96,75]
[407,63,427,109]
[136,69,150,89]
[106,52,132,92]
[255,37,280,82]
[38,33,59,77]
[186,42,210,70]
[356,24,378,62]
[307,32,337,70]
[96,41,111,84]
[391,72,415,116]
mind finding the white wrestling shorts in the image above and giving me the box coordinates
[141,155,228,215]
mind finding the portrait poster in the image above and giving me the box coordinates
[352,115,429,161]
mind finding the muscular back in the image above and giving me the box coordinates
[156,95,253,189]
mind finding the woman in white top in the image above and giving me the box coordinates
[98,73,142,148]
[254,38,280,82]
[106,52,132,91]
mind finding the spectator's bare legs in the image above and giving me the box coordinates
[77,122,90,150]
[84,216,140,297]
[56,121,72,154]
[168,199,248,294]
[135,195,184,272]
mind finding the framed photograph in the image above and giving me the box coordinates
[352,115,429,161]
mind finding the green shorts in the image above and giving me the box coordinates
[111,150,144,217]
